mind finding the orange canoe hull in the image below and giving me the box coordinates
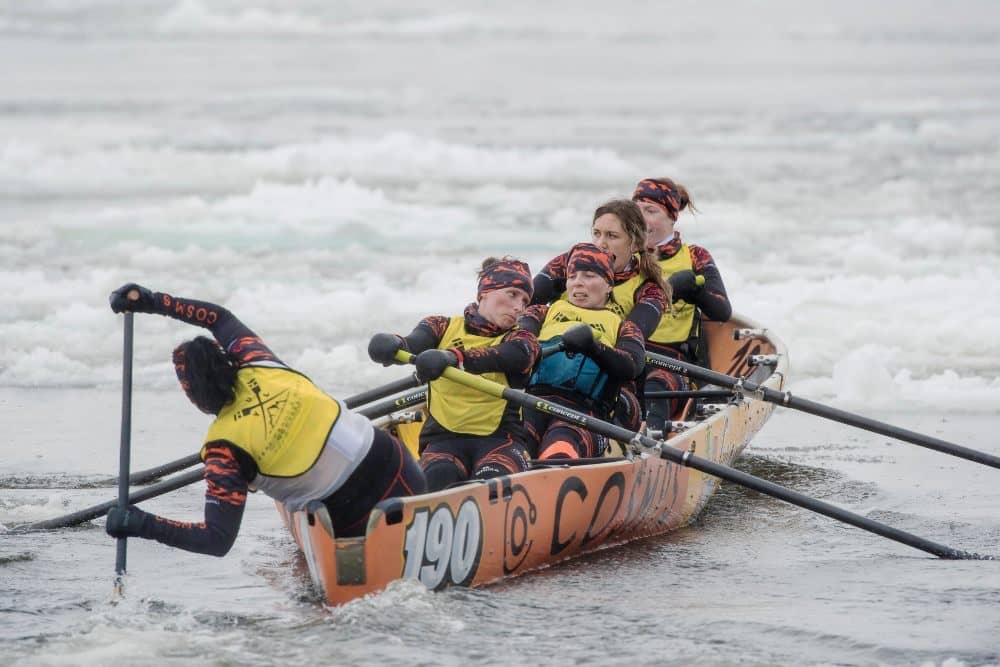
[279,314,786,606]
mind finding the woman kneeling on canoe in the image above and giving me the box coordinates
[519,243,647,460]
[367,258,540,492]
[104,283,426,555]
[531,199,668,431]
[633,177,732,431]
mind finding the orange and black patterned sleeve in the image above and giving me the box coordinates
[531,253,568,305]
[399,315,450,355]
[462,327,540,388]
[588,319,646,381]
[149,292,285,367]
[689,245,732,322]
[135,444,252,557]
[517,304,548,336]
[628,280,667,339]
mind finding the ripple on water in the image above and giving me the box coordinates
[0,473,119,490]
[0,551,36,565]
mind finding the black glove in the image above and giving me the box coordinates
[667,270,700,302]
[109,283,156,314]
[561,323,596,355]
[368,333,404,366]
[105,505,150,539]
[414,349,458,382]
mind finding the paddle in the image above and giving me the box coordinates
[113,304,136,598]
[15,375,425,533]
[104,373,422,486]
[643,351,1000,471]
[395,349,988,560]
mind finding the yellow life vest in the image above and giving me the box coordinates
[428,317,511,436]
[607,271,646,321]
[202,365,373,510]
[531,301,620,400]
[650,243,697,345]
[537,300,619,346]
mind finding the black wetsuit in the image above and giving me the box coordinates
[518,304,646,459]
[398,303,540,491]
[533,252,666,432]
[645,238,732,430]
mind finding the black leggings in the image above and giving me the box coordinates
[323,429,426,537]
[420,431,530,492]
[644,367,690,433]
[523,396,607,460]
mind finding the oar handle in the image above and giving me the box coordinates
[394,349,506,399]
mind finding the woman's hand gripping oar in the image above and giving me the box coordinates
[394,349,991,560]
[14,374,424,533]
[100,373,424,488]
[644,351,1000,471]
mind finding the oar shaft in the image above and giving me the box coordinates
[777,392,1000,469]
[123,453,201,486]
[644,390,734,400]
[357,387,427,419]
[510,385,972,559]
[397,350,981,560]
[343,374,419,409]
[645,352,1000,471]
[662,442,971,559]
[115,312,134,579]
[19,469,205,532]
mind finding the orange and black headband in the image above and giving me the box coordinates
[477,259,533,300]
[633,178,681,221]
[566,242,614,285]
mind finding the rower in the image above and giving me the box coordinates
[519,243,647,460]
[633,177,733,431]
[367,257,539,492]
[103,283,426,555]
[530,199,669,432]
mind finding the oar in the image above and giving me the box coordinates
[14,469,204,532]
[104,373,422,486]
[357,386,427,419]
[395,350,988,560]
[113,305,136,599]
[644,351,1000,471]
[15,377,426,533]
[644,389,734,400]
[114,454,200,486]
[343,373,420,409]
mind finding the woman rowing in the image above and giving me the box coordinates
[367,258,540,491]
[519,243,647,460]
[104,284,425,554]
[633,177,732,431]
[531,199,668,430]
